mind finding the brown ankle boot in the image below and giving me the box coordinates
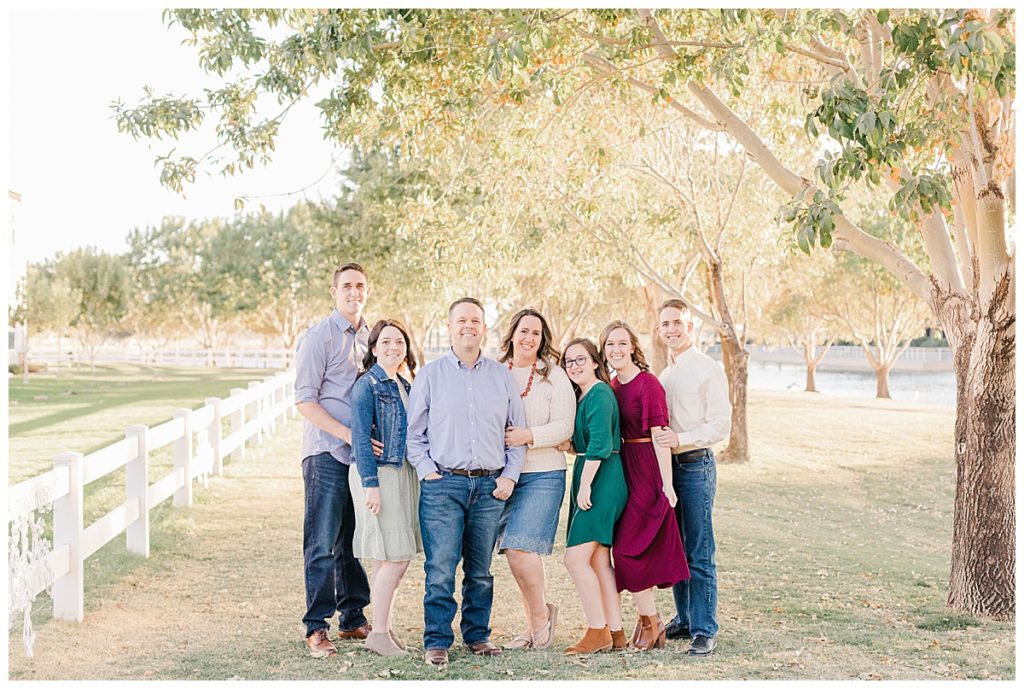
[610,628,627,650]
[565,626,613,654]
[630,614,666,651]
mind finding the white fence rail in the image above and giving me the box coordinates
[7,369,298,622]
[714,345,954,372]
[19,346,295,370]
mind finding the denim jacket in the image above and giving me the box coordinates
[351,363,412,488]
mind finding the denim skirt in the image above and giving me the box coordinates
[497,469,567,555]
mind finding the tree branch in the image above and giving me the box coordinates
[581,52,724,131]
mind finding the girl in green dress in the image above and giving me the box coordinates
[558,338,629,654]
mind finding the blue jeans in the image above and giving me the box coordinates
[419,471,505,650]
[302,452,370,637]
[671,453,718,638]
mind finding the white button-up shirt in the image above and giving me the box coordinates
[658,346,732,452]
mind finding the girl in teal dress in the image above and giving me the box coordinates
[558,338,629,654]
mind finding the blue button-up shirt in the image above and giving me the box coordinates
[294,309,368,464]
[406,349,527,482]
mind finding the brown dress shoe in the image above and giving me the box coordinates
[424,648,449,666]
[306,629,337,658]
[337,622,371,640]
[629,614,666,651]
[465,640,503,656]
[565,626,613,654]
[610,628,627,650]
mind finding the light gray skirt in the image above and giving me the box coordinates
[349,463,423,562]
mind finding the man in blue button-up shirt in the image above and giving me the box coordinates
[294,263,378,658]
[407,297,526,665]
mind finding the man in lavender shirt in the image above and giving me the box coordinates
[407,297,527,666]
[294,263,382,658]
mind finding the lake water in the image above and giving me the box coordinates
[748,360,957,407]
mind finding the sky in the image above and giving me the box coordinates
[7,8,346,272]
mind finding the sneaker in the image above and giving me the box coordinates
[665,619,691,640]
[687,635,717,656]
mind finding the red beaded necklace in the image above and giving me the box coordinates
[508,361,537,398]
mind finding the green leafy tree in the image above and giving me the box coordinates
[116,7,1015,618]
[51,248,131,372]
[126,217,237,354]
[218,204,325,349]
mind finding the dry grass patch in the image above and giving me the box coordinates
[7,391,1013,680]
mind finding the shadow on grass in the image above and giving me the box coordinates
[9,365,279,437]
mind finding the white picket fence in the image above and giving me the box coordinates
[7,369,297,622]
[21,346,295,370]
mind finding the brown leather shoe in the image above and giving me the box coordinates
[565,626,613,654]
[465,640,503,656]
[306,629,337,658]
[424,648,449,666]
[337,622,370,640]
[610,628,627,650]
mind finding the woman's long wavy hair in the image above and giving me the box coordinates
[498,308,559,379]
[599,320,650,373]
[360,318,418,380]
[560,337,612,400]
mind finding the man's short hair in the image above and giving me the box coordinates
[448,296,485,318]
[333,262,367,286]
[658,298,690,316]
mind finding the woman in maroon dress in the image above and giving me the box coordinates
[601,320,689,651]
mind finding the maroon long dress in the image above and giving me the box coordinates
[610,370,690,592]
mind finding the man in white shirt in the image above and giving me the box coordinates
[652,299,731,656]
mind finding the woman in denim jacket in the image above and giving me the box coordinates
[350,319,423,656]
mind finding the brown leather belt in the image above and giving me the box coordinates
[622,437,653,444]
[444,467,501,478]
[672,448,712,464]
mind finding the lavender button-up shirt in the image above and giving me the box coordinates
[294,309,368,464]
[406,349,527,482]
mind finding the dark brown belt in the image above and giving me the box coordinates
[622,437,652,444]
[444,467,501,478]
[672,448,712,464]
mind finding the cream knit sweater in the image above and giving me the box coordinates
[509,362,577,473]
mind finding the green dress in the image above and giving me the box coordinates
[566,381,628,547]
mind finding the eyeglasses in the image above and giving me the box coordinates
[563,355,590,369]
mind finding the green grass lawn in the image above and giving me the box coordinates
[7,388,1014,680]
[8,363,284,485]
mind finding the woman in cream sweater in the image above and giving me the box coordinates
[497,309,576,650]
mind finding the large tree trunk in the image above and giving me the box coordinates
[805,362,818,393]
[802,342,818,392]
[873,362,892,399]
[941,279,1015,620]
[706,260,750,463]
[719,333,750,462]
[640,283,668,375]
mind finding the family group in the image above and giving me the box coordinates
[296,263,731,667]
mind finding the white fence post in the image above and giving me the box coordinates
[125,425,150,557]
[52,451,84,621]
[248,381,262,445]
[230,388,245,461]
[276,375,286,423]
[285,375,296,420]
[173,409,193,507]
[264,376,277,434]
[207,397,223,477]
